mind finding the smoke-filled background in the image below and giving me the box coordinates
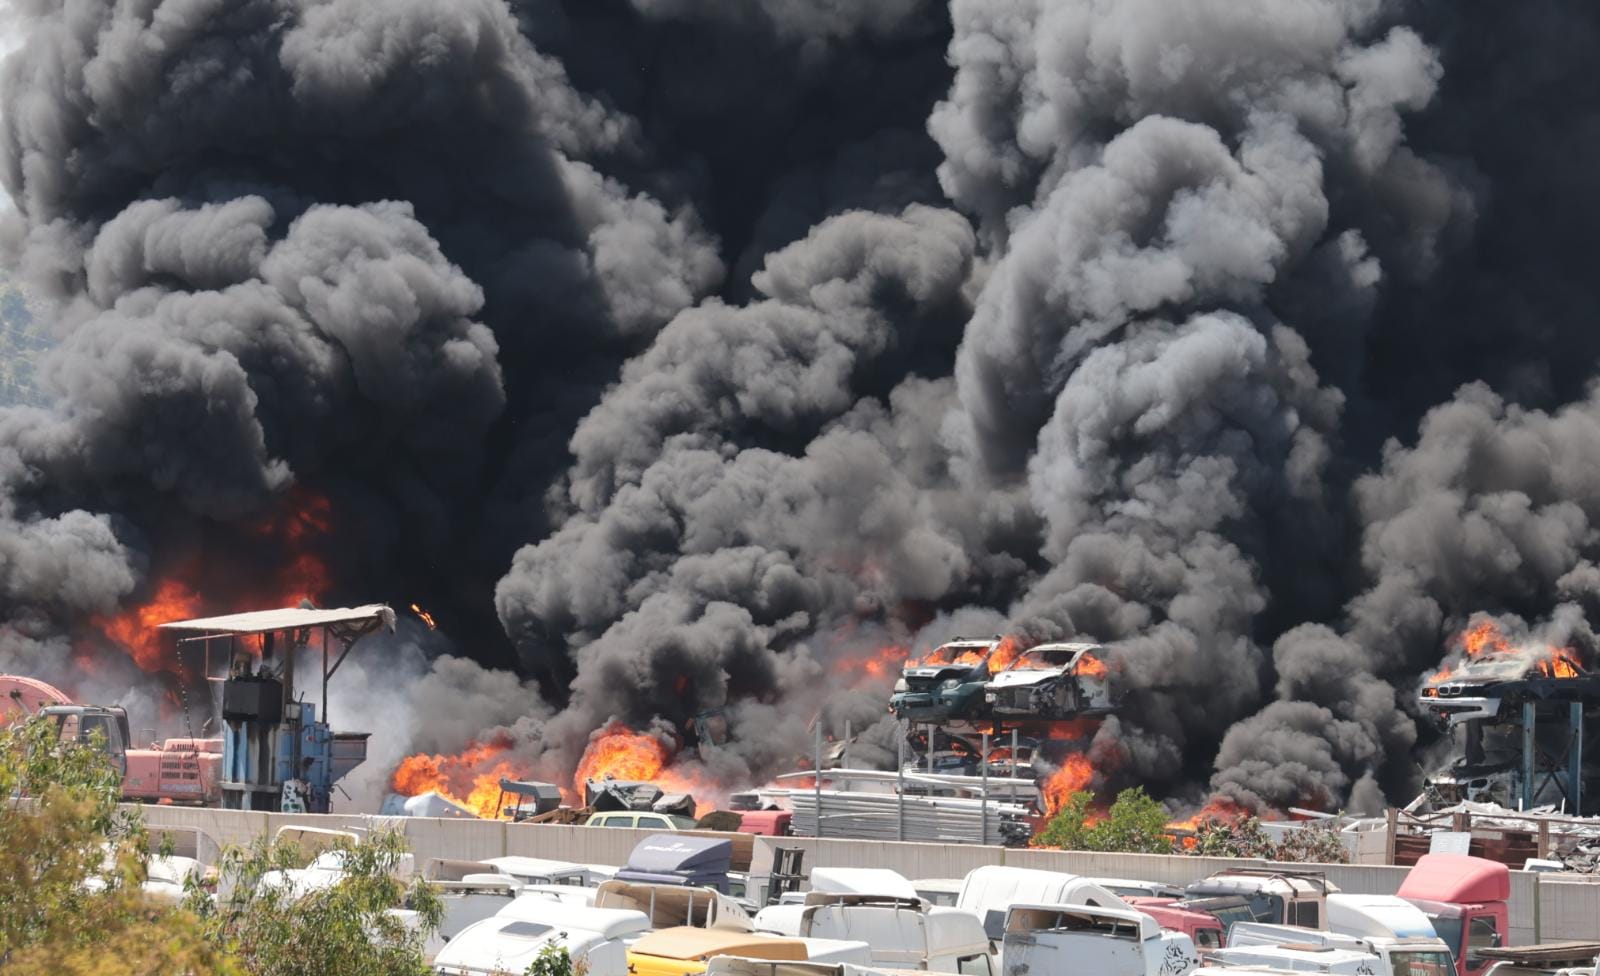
[4,0,1600,814]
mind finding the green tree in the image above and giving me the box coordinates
[1034,787,1175,854]
[0,714,233,975]
[187,829,443,976]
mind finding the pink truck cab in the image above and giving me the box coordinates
[1396,853,1512,976]
[1125,896,1226,953]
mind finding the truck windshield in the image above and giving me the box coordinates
[1389,950,1456,976]
[1420,913,1463,960]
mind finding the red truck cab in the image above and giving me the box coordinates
[1397,853,1512,976]
[737,810,793,836]
[1125,896,1226,952]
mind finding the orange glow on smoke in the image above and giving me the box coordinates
[835,645,908,684]
[987,635,1024,674]
[93,578,204,672]
[391,739,520,818]
[93,490,335,673]
[1428,618,1586,685]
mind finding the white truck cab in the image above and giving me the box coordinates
[1227,922,1455,974]
[1205,943,1386,973]
[1001,903,1199,976]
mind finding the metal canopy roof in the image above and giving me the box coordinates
[158,604,395,634]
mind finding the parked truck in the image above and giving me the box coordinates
[1396,854,1513,976]
[1182,868,1336,931]
[1000,903,1200,976]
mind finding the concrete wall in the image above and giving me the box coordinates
[132,806,1570,944]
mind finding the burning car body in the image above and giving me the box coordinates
[890,639,996,723]
[1418,622,1600,814]
[983,643,1115,721]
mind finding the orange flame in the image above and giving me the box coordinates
[1040,752,1095,816]
[1074,653,1108,679]
[987,635,1024,674]
[410,603,437,630]
[1165,797,1249,849]
[573,722,716,816]
[1428,618,1586,685]
[391,739,520,818]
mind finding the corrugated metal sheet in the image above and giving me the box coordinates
[159,604,395,634]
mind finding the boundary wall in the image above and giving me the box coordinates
[134,805,1597,943]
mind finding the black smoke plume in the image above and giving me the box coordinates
[3,0,1600,814]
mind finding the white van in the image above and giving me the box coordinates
[433,903,650,976]
[957,866,1129,940]
[1000,903,1199,976]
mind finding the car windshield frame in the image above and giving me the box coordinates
[1014,648,1079,670]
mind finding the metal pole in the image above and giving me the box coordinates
[321,629,329,724]
[897,726,905,842]
[1522,701,1537,812]
[1571,702,1584,816]
[926,724,934,775]
[981,731,990,847]
[1011,728,1019,804]
[815,719,824,839]
[844,720,851,771]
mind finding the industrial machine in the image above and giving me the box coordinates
[159,604,395,813]
[3,673,224,804]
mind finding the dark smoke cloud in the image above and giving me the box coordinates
[5,0,1600,816]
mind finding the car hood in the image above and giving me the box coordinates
[902,666,977,682]
[987,669,1062,689]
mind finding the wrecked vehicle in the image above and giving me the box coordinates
[984,643,1114,720]
[890,639,996,723]
[1418,647,1600,814]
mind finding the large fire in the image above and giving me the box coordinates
[93,578,204,672]
[1039,752,1095,816]
[391,739,520,818]
[1427,618,1586,685]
